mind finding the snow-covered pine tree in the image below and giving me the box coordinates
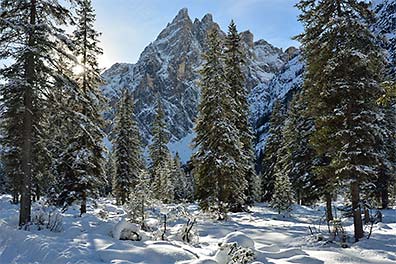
[128,169,152,228]
[279,93,321,205]
[57,0,106,215]
[149,100,174,203]
[0,0,76,226]
[296,0,386,241]
[172,153,189,202]
[271,172,293,216]
[193,28,246,218]
[261,101,286,202]
[103,151,116,196]
[373,104,396,209]
[112,89,143,205]
[224,21,254,210]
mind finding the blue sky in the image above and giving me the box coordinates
[93,0,302,69]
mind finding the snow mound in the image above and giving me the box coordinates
[190,258,218,264]
[221,231,255,250]
[112,218,141,240]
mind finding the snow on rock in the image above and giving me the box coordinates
[112,218,141,240]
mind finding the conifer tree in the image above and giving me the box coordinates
[104,151,116,196]
[57,0,106,215]
[112,89,143,205]
[193,28,246,218]
[271,172,293,216]
[0,0,76,226]
[149,100,173,203]
[261,101,286,202]
[278,93,321,205]
[128,169,152,228]
[296,0,386,241]
[224,21,255,209]
[172,153,188,202]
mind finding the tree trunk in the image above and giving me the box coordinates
[351,181,364,241]
[19,0,37,227]
[80,191,87,216]
[325,193,333,222]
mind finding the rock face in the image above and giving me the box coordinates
[101,8,289,148]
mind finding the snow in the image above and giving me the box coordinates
[0,195,395,263]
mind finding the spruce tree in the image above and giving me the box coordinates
[271,173,293,216]
[57,0,106,215]
[261,101,286,202]
[193,28,246,218]
[0,0,76,226]
[279,93,321,205]
[149,100,173,203]
[296,0,386,241]
[128,169,152,228]
[112,89,143,205]
[224,21,255,209]
[172,153,189,202]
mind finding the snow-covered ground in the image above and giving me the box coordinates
[0,195,395,264]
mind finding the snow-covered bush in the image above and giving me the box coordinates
[215,232,256,264]
[112,218,142,241]
[31,202,63,232]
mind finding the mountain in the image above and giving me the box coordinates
[101,8,291,159]
[101,1,396,162]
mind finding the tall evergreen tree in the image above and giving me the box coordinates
[296,0,386,241]
[261,101,286,202]
[57,0,106,215]
[172,153,190,202]
[224,21,255,209]
[278,93,321,205]
[0,0,76,226]
[193,28,246,218]
[271,172,293,215]
[112,89,143,205]
[149,100,173,203]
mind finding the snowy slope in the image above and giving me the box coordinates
[1,195,395,264]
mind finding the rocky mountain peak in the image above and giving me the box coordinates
[101,9,291,160]
[241,31,254,48]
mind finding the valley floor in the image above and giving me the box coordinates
[0,195,395,264]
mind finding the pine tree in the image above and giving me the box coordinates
[128,169,152,228]
[193,28,246,218]
[224,21,255,209]
[149,100,173,203]
[296,0,386,241]
[0,0,76,226]
[112,89,143,205]
[279,93,321,205]
[103,151,116,196]
[261,101,286,202]
[172,153,189,202]
[57,0,106,215]
[271,172,293,216]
